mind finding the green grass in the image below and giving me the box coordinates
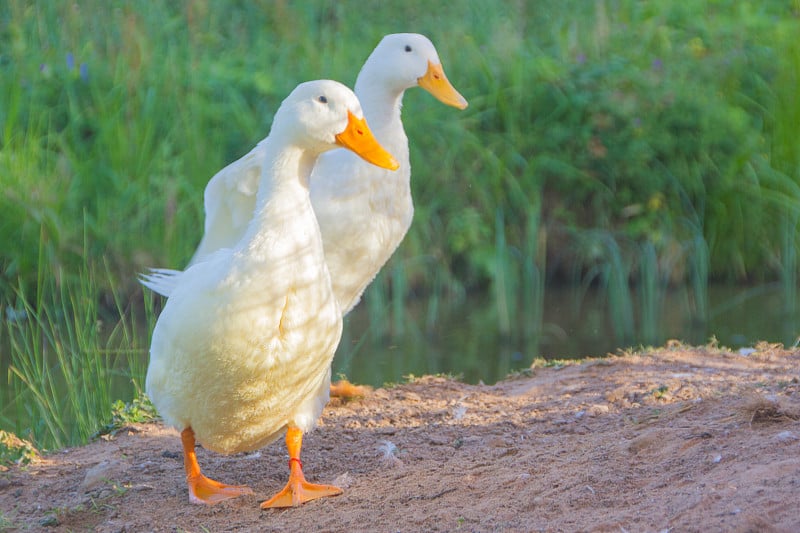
[2,0,800,450]
[0,245,155,450]
[768,29,800,317]
[4,1,800,296]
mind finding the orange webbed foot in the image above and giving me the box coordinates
[330,379,372,399]
[188,473,254,505]
[260,427,342,509]
[260,461,342,508]
[181,427,254,505]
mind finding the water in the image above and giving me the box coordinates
[333,284,800,386]
[2,282,798,446]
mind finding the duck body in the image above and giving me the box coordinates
[146,153,338,453]
[309,85,412,313]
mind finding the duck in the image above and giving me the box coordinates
[305,33,467,315]
[143,33,467,397]
[143,80,398,508]
[147,35,465,310]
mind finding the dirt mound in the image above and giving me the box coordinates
[2,343,799,532]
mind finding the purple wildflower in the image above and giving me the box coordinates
[66,52,75,70]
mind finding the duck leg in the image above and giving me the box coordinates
[260,426,342,508]
[181,427,254,505]
[330,379,372,398]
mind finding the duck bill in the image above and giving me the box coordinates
[417,60,469,110]
[335,111,400,171]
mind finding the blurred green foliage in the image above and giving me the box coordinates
[2,0,799,301]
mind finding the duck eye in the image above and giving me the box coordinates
[404,45,412,52]
[318,95,328,104]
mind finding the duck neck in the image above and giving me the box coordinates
[354,77,408,155]
[240,141,318,253]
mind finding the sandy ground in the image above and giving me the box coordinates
[1,342,799,532]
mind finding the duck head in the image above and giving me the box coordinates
[275,80,400,170]
[361,33,468,109]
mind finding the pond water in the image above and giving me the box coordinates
[333,284,800,386]
[2,282,797,444]
[1,285,796,394]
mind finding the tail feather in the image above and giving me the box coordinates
[139,268,184,297]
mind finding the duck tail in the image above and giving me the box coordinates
[138,268,183,297]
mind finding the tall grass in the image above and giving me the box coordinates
[637,240,662,344]
[4,0,800,296]
[1,232,154,450]
[521,206,546,343]
[769,29,800,318]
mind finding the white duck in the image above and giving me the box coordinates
[146,34,466,309]
[143,80,398,508]
[144,34,467,396]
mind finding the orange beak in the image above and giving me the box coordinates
[335,111,400,171]
[417,60,468,110]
